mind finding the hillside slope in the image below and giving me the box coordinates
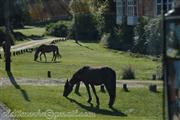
[0,40,160,80]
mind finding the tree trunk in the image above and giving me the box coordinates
[4,0,11,72]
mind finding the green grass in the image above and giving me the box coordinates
[0,40,160,80]
[0,85,163,120]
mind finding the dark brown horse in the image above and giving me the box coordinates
[63,66,116,108]
[34,44,61,62]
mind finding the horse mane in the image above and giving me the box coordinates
[72,66,89,79]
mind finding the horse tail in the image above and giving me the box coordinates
[110,70,116,107]
[105,68,116,108]
[56,47,62,58]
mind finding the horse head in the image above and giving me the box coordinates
[63,79,73,97]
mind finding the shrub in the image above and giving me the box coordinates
[101,25,134,51]
[122,65,135,80]
[46,21,71,37]
[13,32,26,41]
[70,13,103,41]
[133,16,149,54]
[133,16,162,55]
[144,16,162,55]
[69,0,104,41]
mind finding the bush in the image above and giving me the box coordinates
[46,21,71,37]
[13,32,26,41]
[133,16,162,55]
[69,0,105,41]
[100,25,134,51]
[145,17,162,55]
[133,17,149,54]
[122,65,135,80]
[70,13,103,41]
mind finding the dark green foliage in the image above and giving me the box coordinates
[70,13,103,41]
[101,0,116,33]
[133,16,162,55]
[145,17,162,55]
[46,21,71,37]
[102,13,116,33]
[0,0,30,28]
[133,17,149,54]
[122,65,135,80]
[13,32,27,41]
[101,25,134,51]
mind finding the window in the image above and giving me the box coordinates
[156,0,174,15]
[116,0,123,24]
[127,0,137,16]
[116,0,123,16]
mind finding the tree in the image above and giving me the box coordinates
[101,0,116,33]
[0,0,30,28]
[69,0,104,42]
[133,16,162,55]
[145,16,162,55]
[0,0,28,71]
[133,17,149,54]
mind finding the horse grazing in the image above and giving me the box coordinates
[34,44,62,62]
[63,66,116,108]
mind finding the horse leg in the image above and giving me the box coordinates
[52,51,56,62]
[43,53,47,62]
[40,53,43,61]
[51,53,54,62]
[54,55,57,62]
[90,84,100,107]
[85,84,92,103]
[74,81,81,96]
[104,83,116,108]
[39,53,42,61]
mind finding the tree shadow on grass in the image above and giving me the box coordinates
[76,42,94,50]
[66,97,127,117]
[35,60,61,64]
[7,71,30,102]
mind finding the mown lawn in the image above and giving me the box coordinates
[0,85,163,120]
[0,40,160,80]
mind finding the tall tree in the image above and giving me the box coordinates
[0,0,30,71]
[0,0,30,28]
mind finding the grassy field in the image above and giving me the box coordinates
[0,26,163,120]
[0,85,163,120]
[0,40,160,80]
